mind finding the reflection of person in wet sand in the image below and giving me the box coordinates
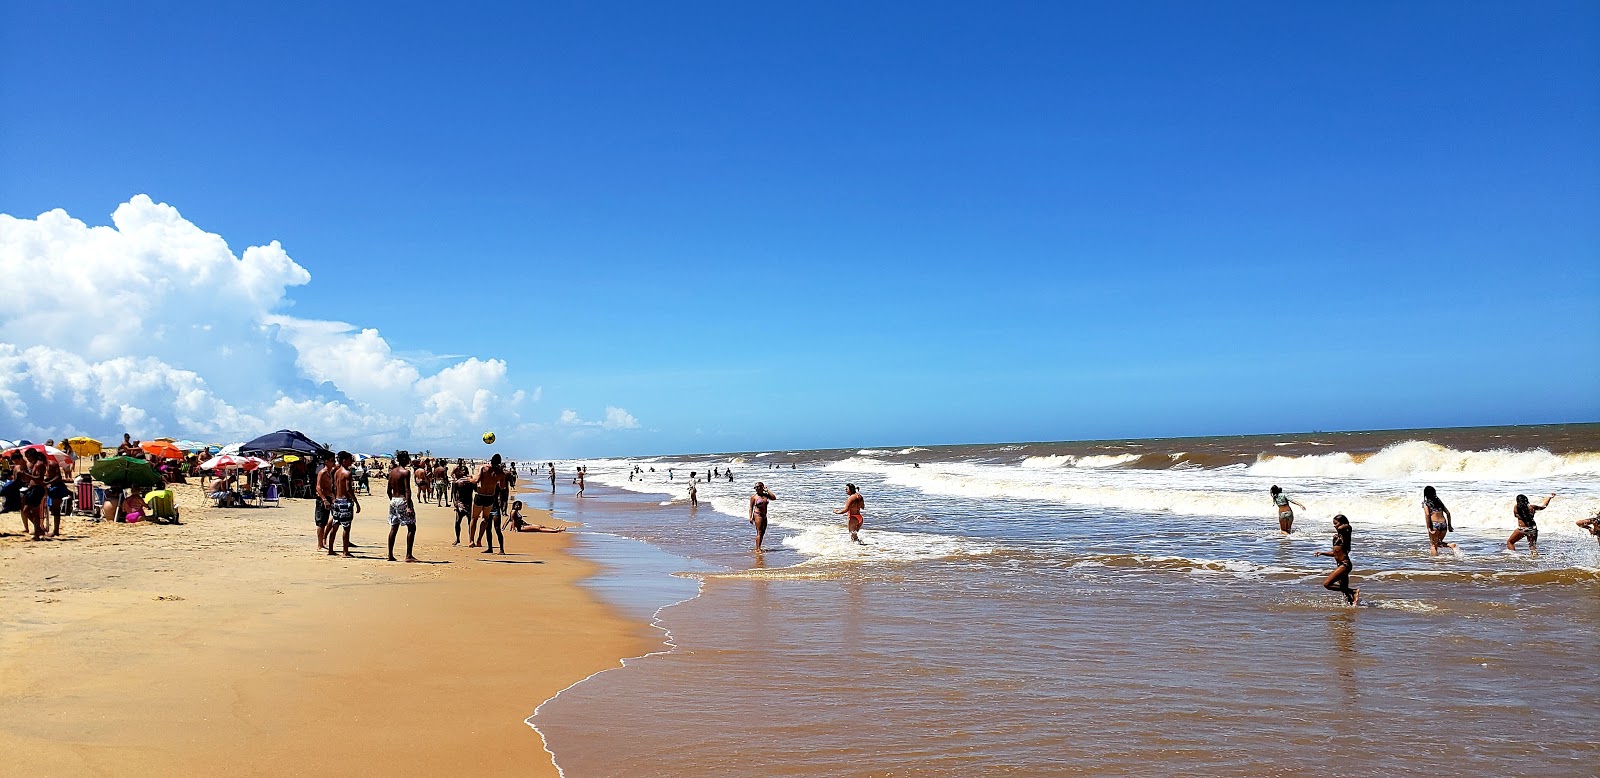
[1314,514,1359,605]
[507,500,566,533]
[1422,485,1457,556]
[748,482,775,550]
[834,483,866,544]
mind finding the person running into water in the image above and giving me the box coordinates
[688,481,698,507]
[472,454,507,553]
[327,451,361,558]
[1507,493,1555,554]
[1314,514,1359,605]
[748,482,775,550]
[1577,510,1600,547]
[508,500,566,533]
[1270,485,1305,534]
[834,483,866,544]
[1422,485,1456,556]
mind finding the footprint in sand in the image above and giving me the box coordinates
[154,595,186,601]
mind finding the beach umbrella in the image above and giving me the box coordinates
[65,436,103,456]
[2,444,73,465]
[172,439,210,452]
[200,454,259,471]
[240,429,330,458]
[218,442,244,456]
[0,439,14,450]
[90,456,161,489]
[247,456,274,469]
[140,440,185,459]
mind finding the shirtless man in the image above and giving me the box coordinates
[327,451,361,557]
[18,449,49,540]
[314,457,336,549]
[414,458,432,503]
[472,454,507,553]
[452,458,474,545]
[43,452,68,537]
[548,464,556,494]
[432,459,448,506]
[387,451,418,562]
[116,433,138,457]
[834,483,866,544]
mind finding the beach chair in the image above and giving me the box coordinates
[261,483,282,508]
[75,480,98,516]
[147,490,181,524]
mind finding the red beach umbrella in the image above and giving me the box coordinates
[200,454,259,471]
[2,444,73,466]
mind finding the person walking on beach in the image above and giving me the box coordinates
[1422,485,1456,556]
[1270,485,1306,534]
[386,451,418,562]
[834,483,866,544]
[576,469,586,497]
[328,451,361,558]
[548,464,556,494]
[749,482,775,551]
[1508,493,1555,554]
[472,454,507,552]
[314,456,335,550]
[1315,514,1359,605]
[688,481,698,507]
[432,459,448,506]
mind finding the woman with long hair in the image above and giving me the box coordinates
[1314,514,1359,605]
[1422,486,1457,556]
[1270,485,1306,534]
[1507,493,1554,554]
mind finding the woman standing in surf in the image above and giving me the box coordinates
[1507,493,1554,554]
[1314,514,1359,605]
[748,482,775,551]
[1270,485,1305,534]
[1422,486,1457,556]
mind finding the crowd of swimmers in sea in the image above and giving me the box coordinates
[1270,484,1600,606]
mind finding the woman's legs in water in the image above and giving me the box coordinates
[1322,561,1357,604]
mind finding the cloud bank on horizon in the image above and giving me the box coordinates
[0,195,621,453]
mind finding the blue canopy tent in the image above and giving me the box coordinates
[240,429,332,459]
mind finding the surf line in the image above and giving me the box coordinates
[525,530,709,778]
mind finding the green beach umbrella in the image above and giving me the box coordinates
[90,456,161,489]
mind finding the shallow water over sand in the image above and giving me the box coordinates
[534,425,1600,776]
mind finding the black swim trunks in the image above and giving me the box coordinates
[473,493,497,507]
[314,499,330,527]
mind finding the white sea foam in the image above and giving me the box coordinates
[1020,453,1143,469]
[1248,441,1600,481]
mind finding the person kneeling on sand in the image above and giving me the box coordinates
[386,451,418,562]
[508,500,565,533]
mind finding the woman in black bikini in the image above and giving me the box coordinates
[1422,486,1456,556]
[1507,493,1554,554]
[748,482,775,551]
[1315,514,1359,605]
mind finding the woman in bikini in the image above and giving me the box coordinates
[1422,485,1457,556]
[748,482,775,551]
[1314,514,1359,605]
[507,500,566,533]
[1507,493,1554,554]
[1270,485,1306,534]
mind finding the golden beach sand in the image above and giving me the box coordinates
[0,479,650,776]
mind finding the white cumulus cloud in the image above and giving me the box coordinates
[0,195,534,450]
[558,406,640,430]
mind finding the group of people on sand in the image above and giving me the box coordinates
[314,452,563,563]
[1271,484,1600,607]
[742,481,867,552]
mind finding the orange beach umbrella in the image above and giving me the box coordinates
[140,440,185,460]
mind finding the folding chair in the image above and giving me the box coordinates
[261,483,282,508]
[75,480,97,516]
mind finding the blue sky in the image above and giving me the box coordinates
[2,1,1597,457]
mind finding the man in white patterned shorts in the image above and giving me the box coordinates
[387,450,418,562]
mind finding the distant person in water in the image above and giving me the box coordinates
[508,500,565,532]
[834,483,866,544]
[1314,514,1359,605]
[1422,486,1457,556]
[548,465,556,493]
[1508,493,1555,554]
[748,482,775,550]
[1577,510,1600,547]
[1270,485,1305,534]
[576,470,585,497]
[688,481,698,507]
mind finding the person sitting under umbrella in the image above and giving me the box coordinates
[120,489,149,523]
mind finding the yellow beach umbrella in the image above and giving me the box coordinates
[273,454,302,465]
[65,436,103,456]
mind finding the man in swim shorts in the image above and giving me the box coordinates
[387,450,418,562]
[834,483,866,544]
[314,456,335,549]
[472,454,507,551]
[327,451,361,558]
